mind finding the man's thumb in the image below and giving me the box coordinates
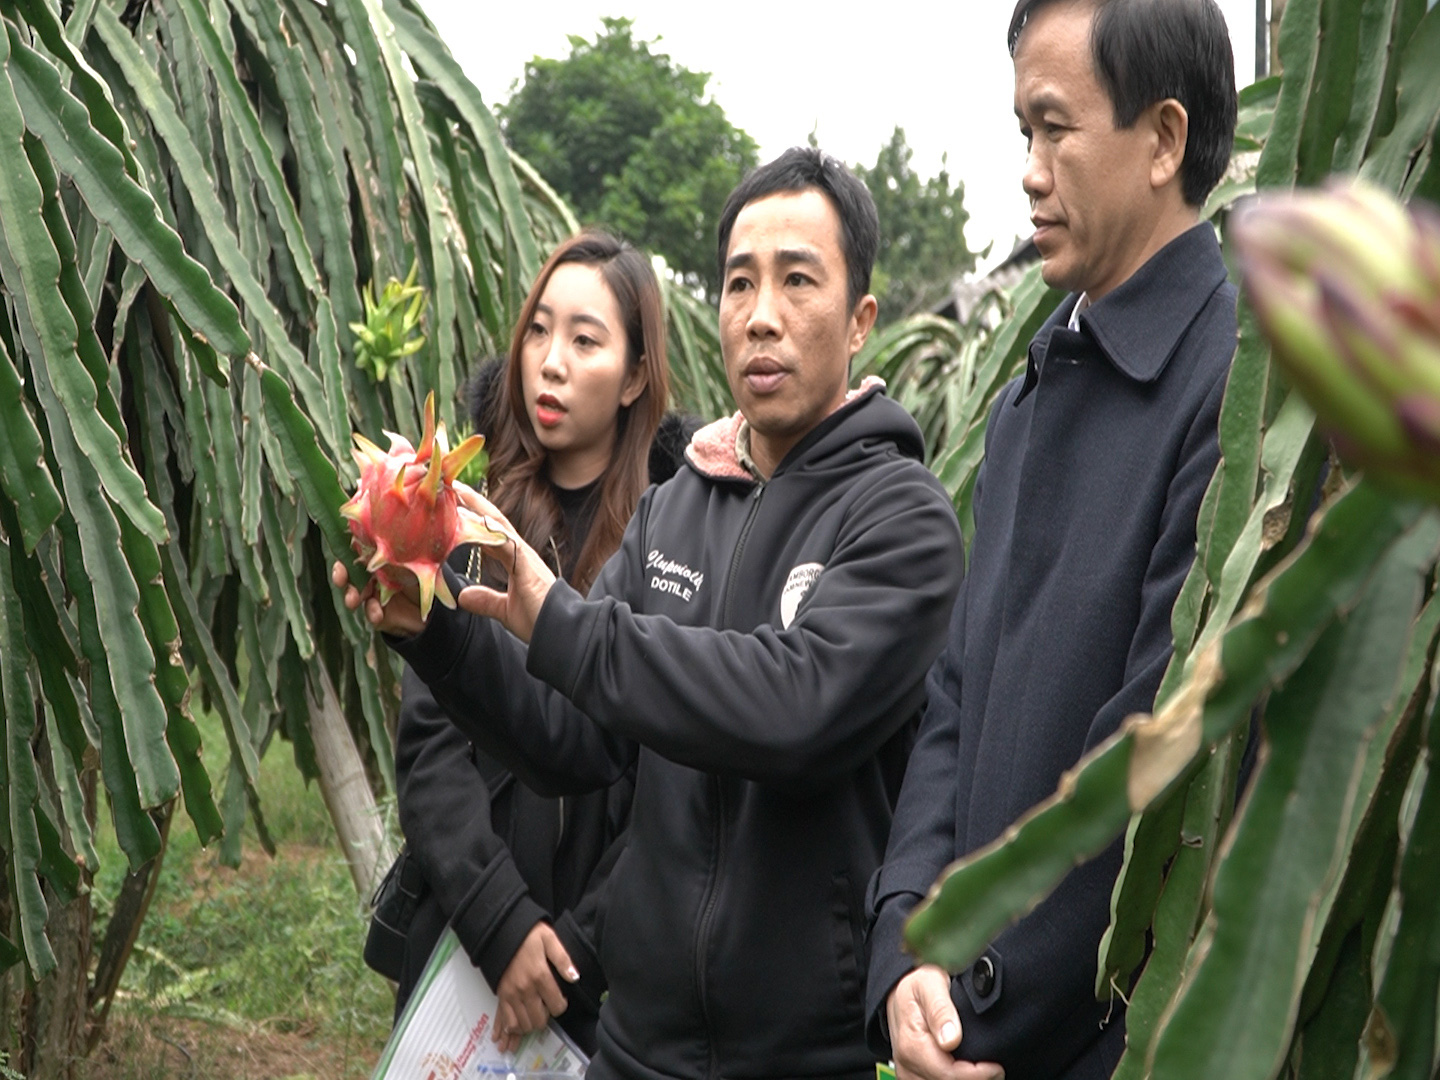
[928,993,961,1051]
[542,926,579,983]
[457,584,505,621]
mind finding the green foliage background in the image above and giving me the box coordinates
[0,0,581,1062]
[0,0,1438,1077]
[498,17,758,298]
[854,126,978,325]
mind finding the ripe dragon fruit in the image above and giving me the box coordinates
[341,392,509,619]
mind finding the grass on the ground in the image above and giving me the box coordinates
[83,706,396,1080]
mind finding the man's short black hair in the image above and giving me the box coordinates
[1008,0,1237,206]
[716,147,880,311]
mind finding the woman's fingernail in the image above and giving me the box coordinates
[566,966,580,982]
[940,1021,957,1044]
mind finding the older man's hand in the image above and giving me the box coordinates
[888,965,1005,1080]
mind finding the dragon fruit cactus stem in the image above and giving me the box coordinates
[341,392,509,619]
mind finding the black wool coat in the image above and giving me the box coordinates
[866,223,1239,1080]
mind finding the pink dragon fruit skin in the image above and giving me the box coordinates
[341,392,508,619]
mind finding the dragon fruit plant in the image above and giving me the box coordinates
[341,392,510,619]
[1231,179,1440,504]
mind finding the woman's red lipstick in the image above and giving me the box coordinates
[536,392,566,428]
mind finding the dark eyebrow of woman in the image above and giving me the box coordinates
[535,302,607,333]
[566,312,610,333]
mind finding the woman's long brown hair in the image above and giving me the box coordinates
[483,231,669,594]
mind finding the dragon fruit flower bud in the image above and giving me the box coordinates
[1232,179,1440,504]
[340,392,510,619]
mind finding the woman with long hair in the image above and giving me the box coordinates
[369,230,692,1054]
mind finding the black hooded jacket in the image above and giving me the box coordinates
[392,359,698,1052]
[391,385,964,1080]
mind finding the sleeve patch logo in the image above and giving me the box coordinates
[780,562,824,629]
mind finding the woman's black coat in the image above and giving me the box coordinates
[391,360,698,1052]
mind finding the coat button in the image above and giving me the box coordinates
[972,956,995,998]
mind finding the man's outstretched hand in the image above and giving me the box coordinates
[331,559,425,637]
[888,965,1004,1080]
[329,485,555,642]
[453,485,556,644]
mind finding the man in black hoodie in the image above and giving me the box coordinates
[337,148,964,1080]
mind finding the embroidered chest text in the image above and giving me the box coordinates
[647,550,705,602]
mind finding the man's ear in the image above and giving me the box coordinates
[620,361,648,408]
[848,294,879,357]
[1150,98,1189,192]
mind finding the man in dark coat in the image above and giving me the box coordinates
[865,2,1240,1078]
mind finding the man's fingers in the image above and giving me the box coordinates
[904,965,960,1051]
[891,966,983,1080]
[454,483,503,518]
[927,995,961,1051]
[893,1001,965,1080]
[457,583,505,620]
[364,597,389,629]
[895,1047,1004,1080]
[454,485,523,542]
[331,561,363,614]
[330,559,428,635]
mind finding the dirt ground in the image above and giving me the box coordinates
[83,1014,380,1080]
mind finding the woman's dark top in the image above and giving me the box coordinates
[391,359,697,1052]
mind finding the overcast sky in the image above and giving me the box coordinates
[418,2,1262,273]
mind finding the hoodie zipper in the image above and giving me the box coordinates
[694,775,727,1078]
[721,482,765,625]
[695,480,764,1075]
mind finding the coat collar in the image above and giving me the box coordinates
[1019,222,1228,402]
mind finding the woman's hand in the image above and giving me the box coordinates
[492,922,579,1053]
[330,560,426,637]
[453,485,557,644]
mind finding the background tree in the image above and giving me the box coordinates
[854,126,978,325]
[498,17,757,296]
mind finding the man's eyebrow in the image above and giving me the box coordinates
[1018,90,1069,119]
[724,247,825,274]
[776,248,823,267]
[725,251,757,274]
